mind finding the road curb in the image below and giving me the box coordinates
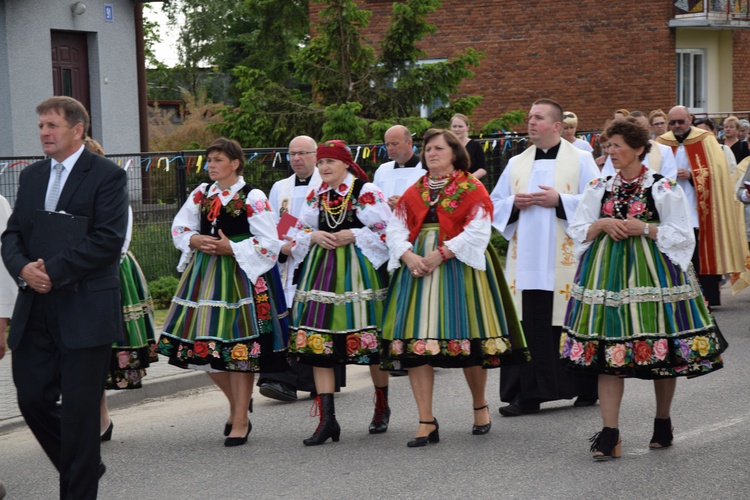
[0,371,213,435]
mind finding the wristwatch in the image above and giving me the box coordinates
[643,223,650,236]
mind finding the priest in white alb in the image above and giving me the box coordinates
[490,99,601,416]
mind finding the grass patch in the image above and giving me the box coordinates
[154,308,169,330]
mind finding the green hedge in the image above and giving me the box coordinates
[130,221,180,281]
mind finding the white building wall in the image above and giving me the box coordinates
[0,0,140,156]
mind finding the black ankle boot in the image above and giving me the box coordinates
[368,386,391,434]
[589,427,621,461]
[649,417,673,449]
[303,394,341,446]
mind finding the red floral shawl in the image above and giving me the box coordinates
[395,170,494,244]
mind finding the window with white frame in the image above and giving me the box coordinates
[417,58,447,118]
[676,49,706,112]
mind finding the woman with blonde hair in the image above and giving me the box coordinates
[722,116,750,164]
[450,113,487,179]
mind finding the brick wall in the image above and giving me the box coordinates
[733,30,750,113]
[311,1,682,131]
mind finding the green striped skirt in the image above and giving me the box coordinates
[289,242,388,366]
[561,233,724,379]
[380,224,529,369]
[106,251,157,390]
[156,240,289,373]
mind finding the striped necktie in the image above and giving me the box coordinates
[45,163,64,211]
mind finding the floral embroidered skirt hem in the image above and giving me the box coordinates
[561,234,724,379]
[290,242,388,367]
[156,251,289,373]
[106,251,158,390]
[380,225,530,370]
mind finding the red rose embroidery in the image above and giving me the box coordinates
[193,191,203,204]
[358,192,376,205]
[346,334,360,355]
[633,340,653,364]
[338,183,348,193]
[256,302,271,320]
[222,190,230,197]
[447,340,462,356]
[602,199,615,216]
[583,342,596,364]
[194,341,210,358]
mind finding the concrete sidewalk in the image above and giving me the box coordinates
[0,350,214,434]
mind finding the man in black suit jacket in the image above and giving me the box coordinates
[1,96,128,499]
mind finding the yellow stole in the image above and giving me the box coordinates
[505,140,580,326]
[657,129,746,274]
[729,157,750,294]
[647,140,662,173]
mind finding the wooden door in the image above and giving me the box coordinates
[51,31,91,127]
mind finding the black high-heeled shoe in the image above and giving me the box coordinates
[225,398,254,436]
[589,427,621,461]
[100,420,114,442]
[472,404,491,435]
[407,419,439,448]
[649,417,674,449]
[224,421,252,447]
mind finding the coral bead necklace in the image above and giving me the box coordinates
[321,182,354,228]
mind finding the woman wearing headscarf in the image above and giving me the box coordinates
[287,140,393,446]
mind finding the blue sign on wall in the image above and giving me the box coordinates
[104,4,113,22]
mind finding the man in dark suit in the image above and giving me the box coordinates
[2,96,128,499]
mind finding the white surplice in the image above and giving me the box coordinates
[490,141,600,325]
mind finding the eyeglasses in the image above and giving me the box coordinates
[651,121,666,127]
[288,151,316,157]
[563,113,575,119]
[668,119,686,126]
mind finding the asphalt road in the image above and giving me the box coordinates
[1,287,748,499]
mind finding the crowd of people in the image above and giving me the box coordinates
[1,96,747,498]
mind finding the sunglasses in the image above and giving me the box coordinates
[563,113,575,119]
[668,119,686,126]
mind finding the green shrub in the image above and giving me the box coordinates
[490,229,509,257]
[148,276,180,309]
[130,221,180,281]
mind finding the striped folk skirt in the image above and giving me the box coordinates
[106,251,157,390]
[561,234,725,379]
[380,224,529,369]
[289,242,388,366]
[156,250,289,373]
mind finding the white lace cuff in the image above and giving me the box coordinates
[351,227,388,269]
[655,225,693,271]
[231,239,279,284]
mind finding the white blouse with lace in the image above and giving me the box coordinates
[170,176,280,284]
[567,170,695,271]
[289,172,391,270]
[386,204,492,272]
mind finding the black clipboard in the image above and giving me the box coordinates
[29,210,89,260]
